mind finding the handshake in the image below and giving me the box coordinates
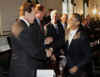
[44,37,56,61]
[44,37,54,58]
[45,48,53,58]
[45,48,56,61]
[44,37,53,45]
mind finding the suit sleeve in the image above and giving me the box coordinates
[46,25,65,49]
[13,26,47,61]
[77,35,92,68]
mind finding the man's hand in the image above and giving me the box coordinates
[44,37,53,45]
[69,66,78,73]
[45,49,52,58]
[50,54,56,61]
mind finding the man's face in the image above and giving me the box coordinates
[39,11,45,20]
[27,8,35,24]
[68,15,80,28]
[61,14,67,23]
[36,9,46,20]
[53,13,58,21]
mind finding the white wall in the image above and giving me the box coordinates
[40,0,62,14]
[0,0,26,33]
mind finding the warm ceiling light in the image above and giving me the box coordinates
[92,8,97,15]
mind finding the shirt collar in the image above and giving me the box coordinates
[70,28,78,35]
[51,21,58,29]
[61,23,65,29]
[36,18,41,25]
[19,16,30,27]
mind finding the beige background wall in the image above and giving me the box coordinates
[0,0,62,33]
[40,0,62,14]
[0,0,26,33]
[0,0,100,32]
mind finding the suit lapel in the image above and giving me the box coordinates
[68,29,80,48]
[20,20,30,29]
[35,19,45,35]
[52,24,60,35]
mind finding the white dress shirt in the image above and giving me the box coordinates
[36,18,41,25]
[53,24,58,29]
[61,23,66,29]
[68,29,78,45]
[19,17,30,27]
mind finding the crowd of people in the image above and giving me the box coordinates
[8,1,100,77]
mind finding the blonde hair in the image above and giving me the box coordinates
[65,26,70,41]
[50,10,58,19]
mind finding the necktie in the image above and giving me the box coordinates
[40,23,42,31]
[56,26,59,34]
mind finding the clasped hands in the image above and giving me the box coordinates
[69,65,78,74]
[44,37,53,45]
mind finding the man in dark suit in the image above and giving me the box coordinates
[46,10,65,58]
[33,4,54,69]
[34,4,54,69]
[9,2,52,77]
[46,10,65,76]
[60,13,68,31]
[34,4,46,47]
[64,13,91,77]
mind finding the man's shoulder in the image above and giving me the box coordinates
[13,20,25,27]
[46,23,54,28]
[11,20,25,37]
[79,30,88,40]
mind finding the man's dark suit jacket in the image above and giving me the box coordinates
[46,22,65,58]
[9,19,47,77]
[64,28,91,71]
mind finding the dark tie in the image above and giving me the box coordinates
[56,26,59,34]
[40,23,42,31]
[40,23,44,35]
